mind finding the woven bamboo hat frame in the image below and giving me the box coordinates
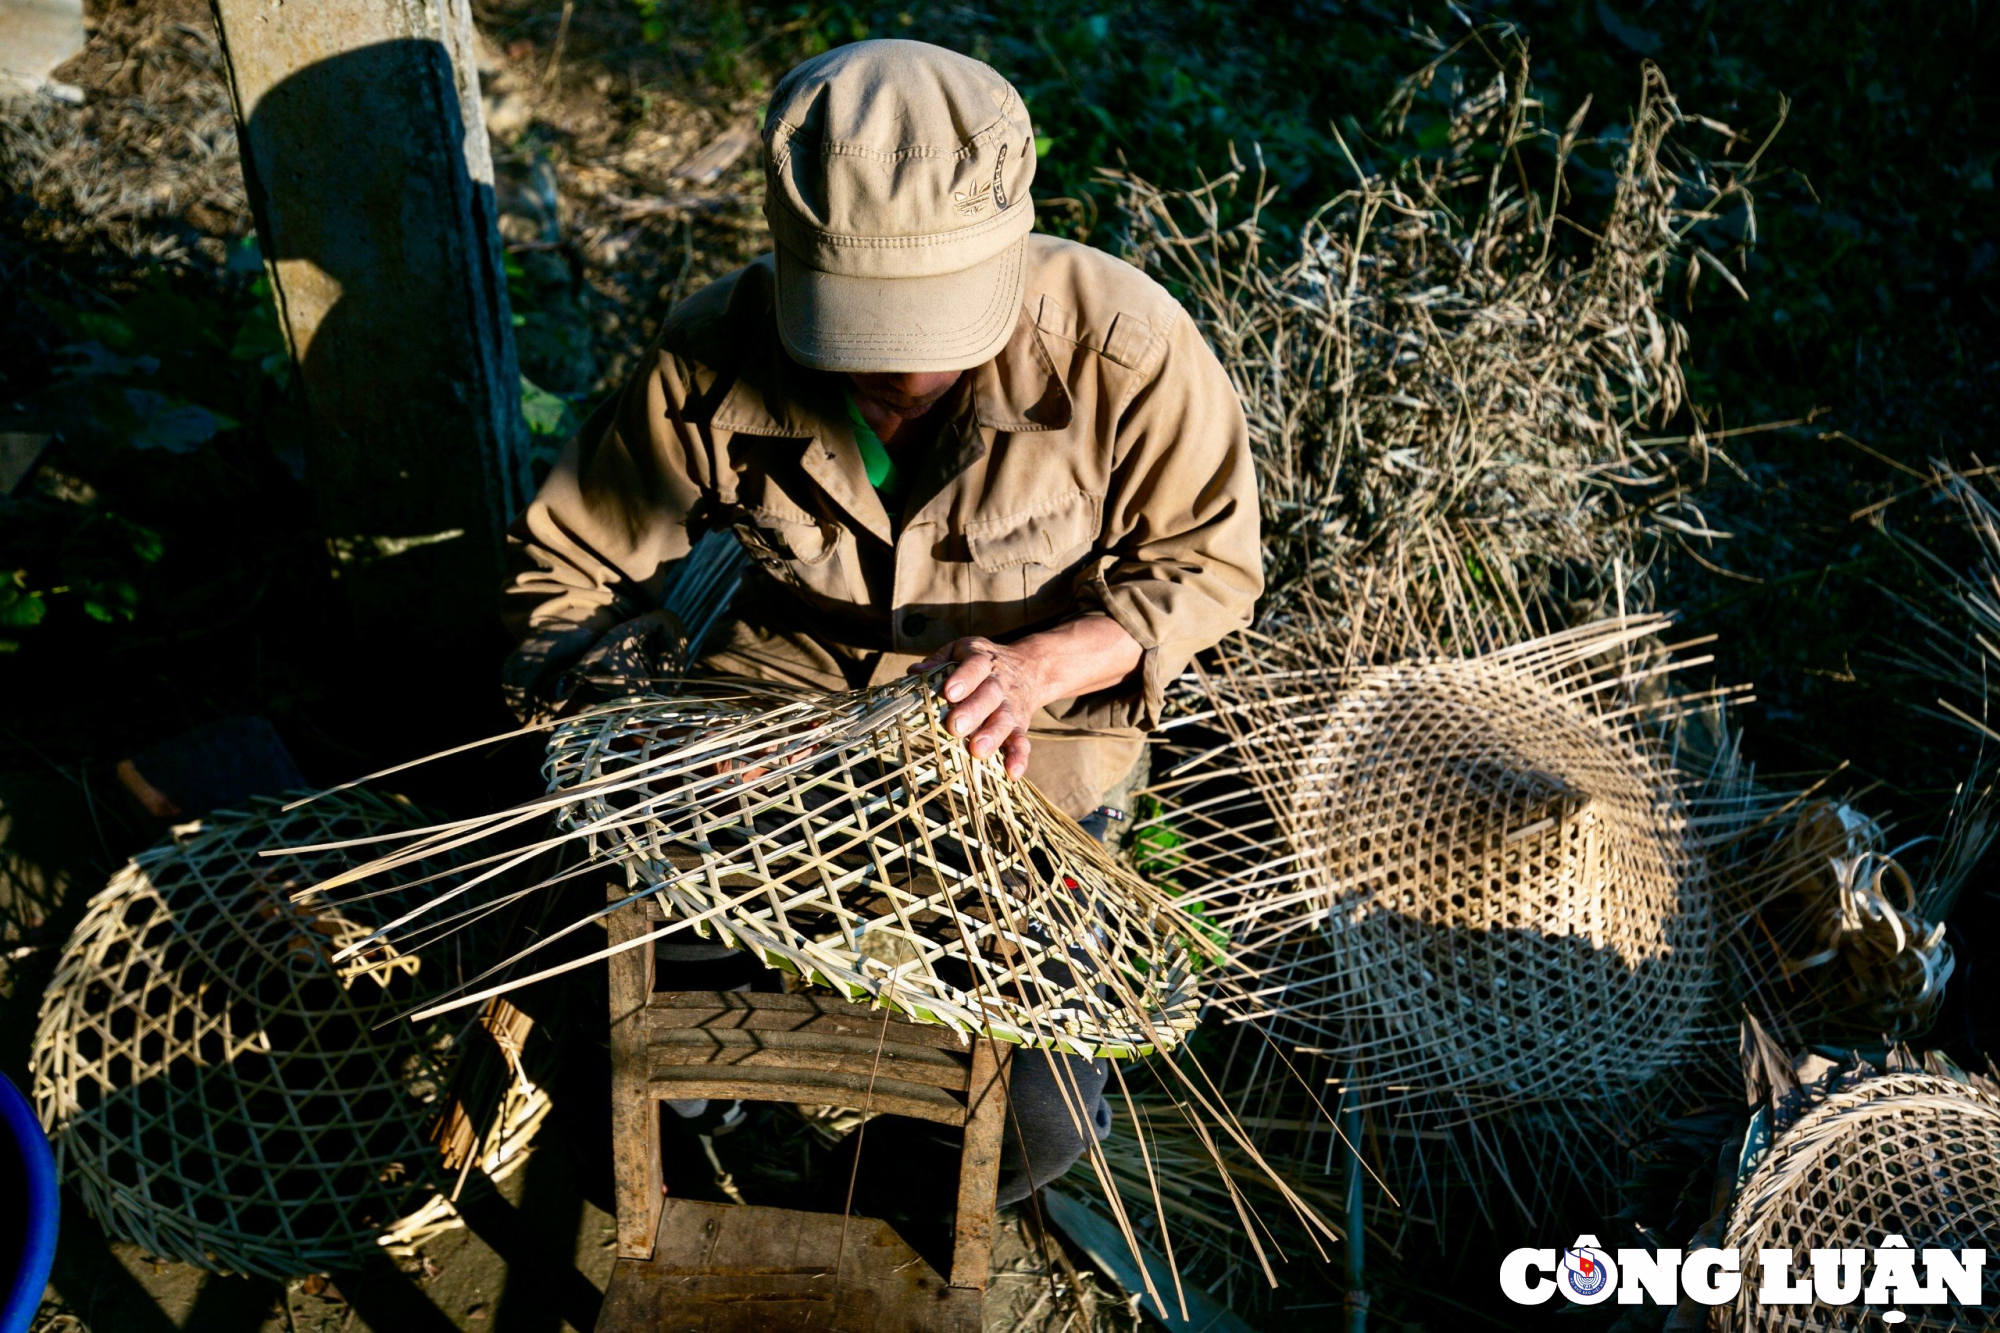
[1724,1072,2000,1331]
[1161,617,1721,1105]
[30,793,550,1278]
[301,671,1212,1060]
[1128,617,1750,1215]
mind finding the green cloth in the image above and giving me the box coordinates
[843,392,905,503]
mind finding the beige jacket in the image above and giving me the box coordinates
[504,234,1262,816]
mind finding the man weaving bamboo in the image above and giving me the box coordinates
[500,39,1261,1208]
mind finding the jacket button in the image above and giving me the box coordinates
[903,611,929,636]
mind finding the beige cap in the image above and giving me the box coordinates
[762,40,1037,374]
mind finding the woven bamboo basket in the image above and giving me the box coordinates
[284,674,1342,1290]
[30,793,550,1278]
[1123,617,1736,1226]
[1725,1072,2000,1331]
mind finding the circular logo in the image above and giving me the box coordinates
[1558,1244,1617,1304]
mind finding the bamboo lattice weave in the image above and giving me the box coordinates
[270,677,1332,1288]
[30,793,548,1278]
[539,674,1206,1058]
[1158,619,1715,1117]
[1726,1073,2000,1331]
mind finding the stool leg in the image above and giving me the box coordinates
[949,1038,1012,1290]
[607,894,661,1259]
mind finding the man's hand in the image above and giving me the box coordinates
[911,615,1144,779]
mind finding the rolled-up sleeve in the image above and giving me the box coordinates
[1055,310,1263,729]
[501,344,712,699]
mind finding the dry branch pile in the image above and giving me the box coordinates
[1109,55,1766,658]
[0,6,245,269]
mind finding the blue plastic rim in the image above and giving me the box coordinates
[0,1070,57,1333]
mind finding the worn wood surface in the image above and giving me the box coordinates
[651,1025,972,1088]
[606,893,661,1259]
[604,978,1000,1320]
[948,1039,1009,1292]
[647,990,978,1053]
[642,990,981,1121]
[647,1067,969,1126]
[596,1198,981,1333]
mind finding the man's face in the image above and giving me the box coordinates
[847,370,963,420]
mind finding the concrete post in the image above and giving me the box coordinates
[210,0,528,645]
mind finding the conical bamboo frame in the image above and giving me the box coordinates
[1138,618,1738,1198]
[29,793,549,1279]
[545,673,1205,1056]
[294,671,1214,1060]
[1135,626,1974,1246]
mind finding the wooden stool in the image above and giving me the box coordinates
[596,894,1011,1333]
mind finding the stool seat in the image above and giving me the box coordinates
[597,1197,981,1333]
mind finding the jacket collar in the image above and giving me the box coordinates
[970,306,1073,434]
[701,301,1075,542]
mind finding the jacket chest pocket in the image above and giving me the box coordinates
[964,493,1103,606]
[728,505,839,579]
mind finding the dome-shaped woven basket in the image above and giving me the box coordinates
[30,793,550,1278]
[538,673,1205,1058]
[1161,619,1712,1112]
[1724,1073,2000,1332]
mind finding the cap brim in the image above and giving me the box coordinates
[774,235,1025,374]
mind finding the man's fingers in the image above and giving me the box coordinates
[940,651,995,703]
[969,712,1010,757]
[948,677,1006,739]
[910,638,1035,774]
[1001,731,1031,780]
[968,699,1021,759]
[910,636,994,674]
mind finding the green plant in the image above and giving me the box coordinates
[1126,793,1188,887]
[0,242,292,648]
[21,240,291,456]
[0,496,163,651]
[520,374,582,482]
